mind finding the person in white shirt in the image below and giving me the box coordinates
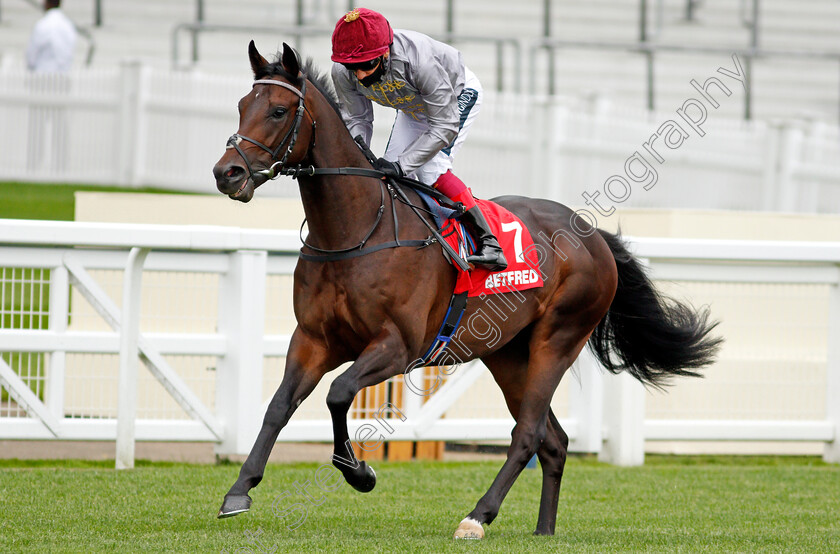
[26,0,77,74]
[25,0,77,171]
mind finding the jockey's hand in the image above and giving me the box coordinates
[375,157,403,179]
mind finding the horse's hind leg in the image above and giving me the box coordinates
[481,343,571,537]
[534,409,569,535]
[456,330,589,539]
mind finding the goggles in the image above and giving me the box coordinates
[341,57,381,72]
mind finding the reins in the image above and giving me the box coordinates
[282,161,470,271]
[262,165,457,212]
[297,178,390,258]
[293,173,446,263]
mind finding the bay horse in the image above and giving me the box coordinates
[212,41,721,539]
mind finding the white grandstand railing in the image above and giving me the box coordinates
[531,37,840,121]
[0,219,838,466]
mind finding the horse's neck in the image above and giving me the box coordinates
[298,101,389,250]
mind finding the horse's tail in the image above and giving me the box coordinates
[588,229,722,388]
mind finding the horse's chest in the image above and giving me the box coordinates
[295,275,384,337]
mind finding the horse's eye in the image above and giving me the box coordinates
[271,107,288,119]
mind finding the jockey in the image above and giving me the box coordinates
[330,7,507,271]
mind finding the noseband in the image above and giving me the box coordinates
[226,77,315,182]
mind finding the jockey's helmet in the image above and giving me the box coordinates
[331,8,393,64]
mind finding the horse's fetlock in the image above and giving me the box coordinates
[469,504,497,526]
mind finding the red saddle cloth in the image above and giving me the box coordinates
[442,199,544,297]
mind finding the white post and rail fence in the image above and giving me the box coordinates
[0,219,838,467]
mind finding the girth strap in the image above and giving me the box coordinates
[417,291,469,366]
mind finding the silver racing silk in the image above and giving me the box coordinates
[331,29,467,175]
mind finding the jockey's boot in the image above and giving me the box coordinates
[433,170,508,272]
[460,206,508,271]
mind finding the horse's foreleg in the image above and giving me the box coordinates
[218,332,332,518]
[326,334,407,492]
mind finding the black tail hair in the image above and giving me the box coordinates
[588,229,723,388]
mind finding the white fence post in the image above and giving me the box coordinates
[598,371,645,466]
[775,121,804,211]
[825,279,840,463]
[527,97,551,198]
[46,265,69,422]
[115,247,150,470]
[567,348,604,453]
[597,254,648,466]
[760,122,781,210]
[402,375,424,420]
[547,98,567,201]
[117,60,147,187]
[214,250,267,457]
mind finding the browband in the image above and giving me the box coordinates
[252,79,304,99]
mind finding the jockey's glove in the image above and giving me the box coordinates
[375,157,403,178]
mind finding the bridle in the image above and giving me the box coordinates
[225,77,315,183]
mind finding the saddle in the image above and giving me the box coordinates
[415,191,544,298]
[412,191,544,365]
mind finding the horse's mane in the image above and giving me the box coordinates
[259,53,343,120]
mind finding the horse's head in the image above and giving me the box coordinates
[213,41,315,202]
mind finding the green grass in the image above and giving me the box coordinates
[0,456,838,553]
[0,181,195,221]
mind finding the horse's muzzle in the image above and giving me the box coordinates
[213,163,256,202]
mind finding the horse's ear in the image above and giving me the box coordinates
[248,40,269,77]
[281,42,302,76]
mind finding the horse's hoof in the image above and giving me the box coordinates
[350,462,377,493]
[217,494,251,518]
[453,517,484,540]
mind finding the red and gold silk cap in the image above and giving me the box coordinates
[331,8,394,63]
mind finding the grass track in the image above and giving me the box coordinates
[0,456,838,553]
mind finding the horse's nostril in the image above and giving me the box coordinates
[215,164,244,183]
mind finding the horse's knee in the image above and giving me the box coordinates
[326,378,356,414]
[261,401,291,428]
